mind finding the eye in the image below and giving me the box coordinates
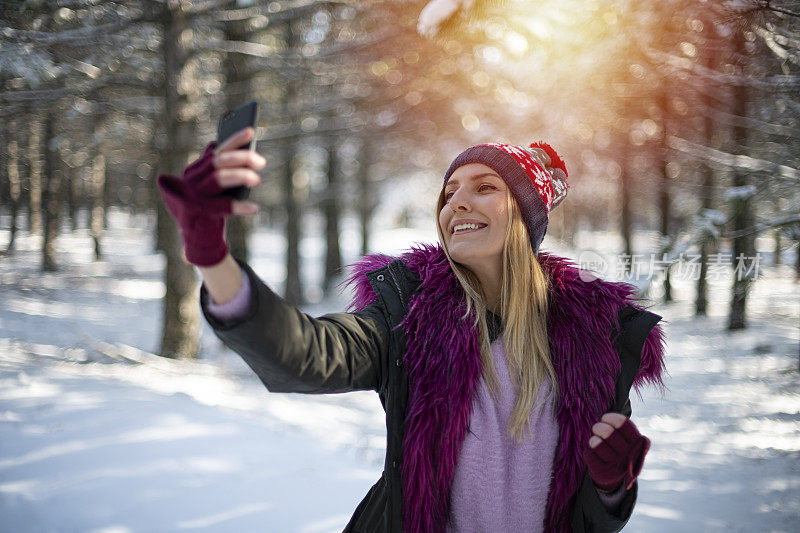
[479,184,496,192]
[444,190,454,200]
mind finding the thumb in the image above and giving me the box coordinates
[628,435,651,479]
[157,174,190,216]
[232,200,259,216]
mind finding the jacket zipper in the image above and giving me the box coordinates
[386,262,407,312]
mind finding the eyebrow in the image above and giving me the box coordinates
[444,172,502,188]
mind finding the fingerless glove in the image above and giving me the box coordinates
[157,142,232,266]
[584,416,651,492]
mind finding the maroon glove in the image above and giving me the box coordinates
[584,416,651,492]
[157,142,232,267]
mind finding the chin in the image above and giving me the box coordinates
[446,246,482,268]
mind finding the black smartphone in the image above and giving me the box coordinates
[217,100,259,200]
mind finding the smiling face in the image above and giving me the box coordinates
[438,163,510,276]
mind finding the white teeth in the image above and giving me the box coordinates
[453,223,484,233]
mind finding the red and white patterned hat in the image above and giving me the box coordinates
[441,141,570,254]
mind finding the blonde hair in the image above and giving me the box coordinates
[435,187,559,443]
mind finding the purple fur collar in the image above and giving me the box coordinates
[344,243,666,532]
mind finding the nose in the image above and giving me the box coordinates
[449,188,471,212]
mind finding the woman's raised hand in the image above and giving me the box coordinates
[583,412,651,493]
[156,127,265,267]
[213,127,264,216]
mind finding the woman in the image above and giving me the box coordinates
[158,127,667,533]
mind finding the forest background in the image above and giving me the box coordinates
[1,0,798,357]
[1,1,799,530]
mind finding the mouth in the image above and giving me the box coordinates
[451,223,488,235]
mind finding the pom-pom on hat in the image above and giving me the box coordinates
[441,141,570,255]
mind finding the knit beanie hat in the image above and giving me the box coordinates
[441,141,570,255]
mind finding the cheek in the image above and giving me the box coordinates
[501,207,510,230]
[438,206,450,234]
[491,200,509,230]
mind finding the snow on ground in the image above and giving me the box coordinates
[0,209,798,532]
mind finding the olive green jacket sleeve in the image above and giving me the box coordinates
[200,260,391,394]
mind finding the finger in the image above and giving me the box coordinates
[589,435,603,449]
[589,437,620,463]
[215,126,255,154]
[214,149,266,170]
[591,422,615,440]
[215,168,261,188]
[232,200,259,216]
[601,412,627,429]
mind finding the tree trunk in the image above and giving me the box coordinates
[323,139,342,293]
[282,20,303,306]
[64,147,84,231]
[0,119,7,212]
[0,118,19,254]
[321,8,342,294]
[41,110,61,272]
[282,140,303,306]
[27,117,43,236]
[772,228,781,267]
[795,232,800,281]
[152,125,169,254]
[727,30,756,331]
[226,216,251,264]
[222,14,254,264]
[5,138,21,253]
[158,1,201,359]
[358,138,375,256]
[695,46,718,316]
[619,138,633,276]
[90,152,105,260]
[67,160,79,231]
[657,91,672,302]
[696,239,711,313]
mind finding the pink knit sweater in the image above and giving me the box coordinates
[446,335,628,531]
[446,337,559,531]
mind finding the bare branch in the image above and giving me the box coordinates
[41,0,118,8]
[257,113,368,144]
[200,0,354,20]
[185,0,237,16]
[202,39,273,57]
[0,74,155,103]
[723,214,800,239]
[666,134,800,181]
[1,14,155,45]
[700,104,800,138]
[0,85,76,102]
[642,46,800,89]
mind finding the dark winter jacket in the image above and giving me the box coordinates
[200,243,667,533]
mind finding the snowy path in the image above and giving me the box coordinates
[1,213,798,532]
